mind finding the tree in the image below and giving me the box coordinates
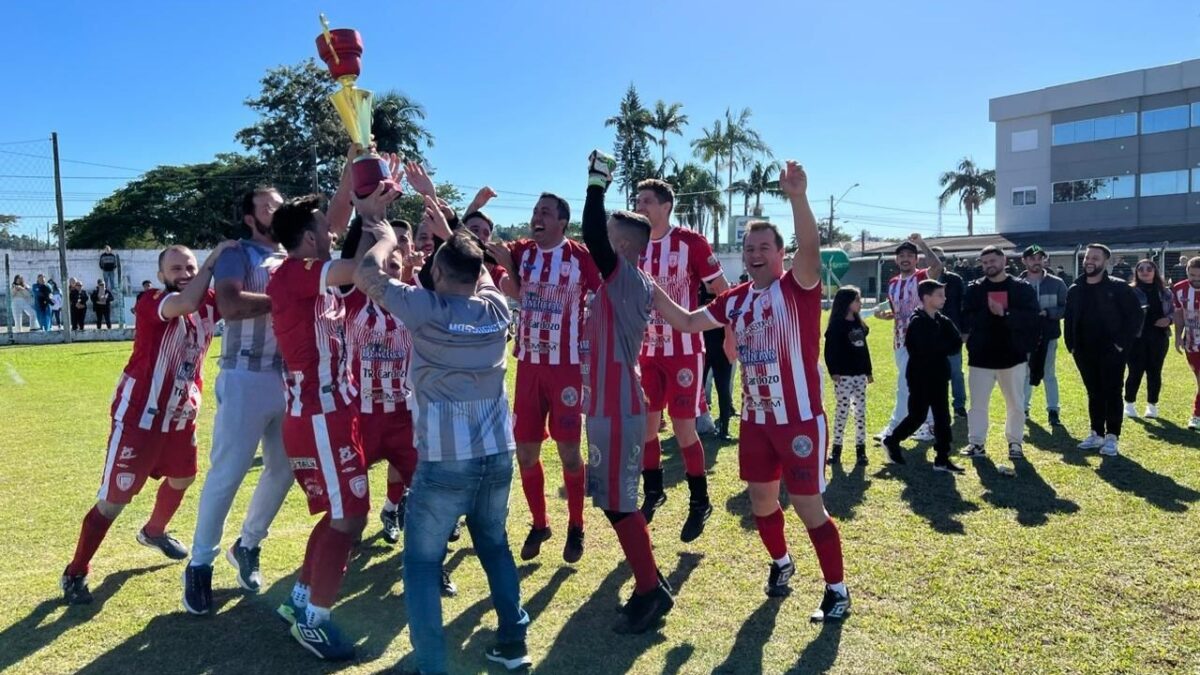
[937,157,995,237]
[744,160,782,216]
[236,59,433,196]
[647,100,688,177]
[668,163,724,239]
[390,182,463,230]
[690,120,725,245]
[721,107,772,237]
[0,214,48,249]
[604,85,655,206]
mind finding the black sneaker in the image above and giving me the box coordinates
[716,416,732,441]
[563,525,584,564]
[618,569,673,615]
[137,528,189,560]
[933,459,966,474]
[765,559,795,597]
[60,567,93,605]
[1048,410,1062,427]
[448,518,464,543]
[485,640,532,671]
[855,444,868,466]
[614,582,674,634]
[519,526,551,561]
[225,537,262,593]
[960,444,986,458]
[680,501,712,543]
[810,585,851,623]
[954,407,968,419]
[440,570,457,598]
[640,468,666,524]
[882,437,906,465]
[182,564,213,615]
[379,508,401,545]
[829,443,843,463]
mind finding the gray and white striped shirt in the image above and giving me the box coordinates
[214,239,285,372]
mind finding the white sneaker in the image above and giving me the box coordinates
[1077,433,1104,450]
[696,412,716,435]
[1123,402,1137,418]
[1189,416,1200,430]
[1100,434,1119,456]
[873,428,891,442]
[912,424,935,442]
[1144,404,1158,419]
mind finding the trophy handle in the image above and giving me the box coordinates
[319,13,340,65]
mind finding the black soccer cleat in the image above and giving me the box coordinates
[614,582,674,634]
[182,563,213,615]
[519,525,552,561]
[680,501,713,543]
[379,508,401,545]
[810,585,851,623]
[765,559,795,598]
[60,567,93,605]
[563,525,585,564]
[640,491,667,525]
[485,640,532,671]
[882,437,906,465]
[137,528,189,561]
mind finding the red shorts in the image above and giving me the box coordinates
[1188,350,1200,374]
[360,407,417,471]
[282,407,370,519]
[513,362,583,444]
[98,419,197,504]
[738,415,828,496]
[639,353,705,418]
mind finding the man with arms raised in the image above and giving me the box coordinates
[652,161,850,622]
[62,240,235,604]
[634,178,728,542]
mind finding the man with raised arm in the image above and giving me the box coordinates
[651,161,851,623]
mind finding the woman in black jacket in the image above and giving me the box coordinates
[1124,259,1174,418]
[824,287,872,465]
[68,278,89,331]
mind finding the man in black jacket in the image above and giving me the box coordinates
[1064,244,1144,457]
[932,247,967,417]
[1019,245,1068,427]
[960,246,1040,461]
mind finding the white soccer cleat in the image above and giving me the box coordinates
[1144,404,1158,419]
[1189,416,1200,430]
[1077,433,1104,451]
[1100,434,1119,457]
[1123,402,1137,418]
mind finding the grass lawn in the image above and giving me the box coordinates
[1,319,1198,674]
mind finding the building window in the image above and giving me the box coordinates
[1140,170,1190,196]
[1011,129,1038,152]
[1051,113,1137,145]
[1051,176,1135,203]
[1193,102,1200,127]
[1141,106,1189,134]
[1193,169,1200,192]
[1011,187,1037,206]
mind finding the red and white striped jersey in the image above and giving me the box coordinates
[640,227,724,357]
[581,258,654,418]
[705,273,824,425]
[887,268,930,350]
[266,258,357,417]
[344,288,413,414]
[510,238,601,365]
[111,288,220,432]
[1173,279,1200,352]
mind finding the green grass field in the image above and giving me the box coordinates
[1,321,1199,674]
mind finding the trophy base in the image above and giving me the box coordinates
[352,155,399,198]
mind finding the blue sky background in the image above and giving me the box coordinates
[3,0,1199,242]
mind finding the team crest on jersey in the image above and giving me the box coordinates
[759,294,772,310]
[668,253,680,268]
[115,472,135,492]
[707,255,719,267]
[589,444,602,468]
[676,368,695,387]
[350,475,368,498]
[560,262,574,277]
[792,435,814,459]
[118,446,136,461]
[337,446,356,465]
[302,478,324,498]
[561,386,579,407]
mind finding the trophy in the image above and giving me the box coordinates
[315,14,399,197]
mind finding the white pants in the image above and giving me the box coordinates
[887,347,930,432]
[967,364,1027,446]
[11,298,36,331]
[189,368,292,566]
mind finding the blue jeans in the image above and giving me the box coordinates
[404,452,528,674]
[948,351,966,410]
[1024,338,1060,412]
[35,305,51,331]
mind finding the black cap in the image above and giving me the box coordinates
[1022,244,1046,258]
[895,241,919,255]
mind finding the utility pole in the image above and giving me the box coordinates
[861,229,867,255]
[936,202,944,238]
[51,132,72,342]
[311,144,320,194]
[828,194,835,247]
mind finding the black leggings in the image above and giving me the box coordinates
[702,329,734,420]
[1124,329,1169,404]
[95,305,111,329]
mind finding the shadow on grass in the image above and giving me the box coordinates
[785,622,843,674]
[0,564,170,673]
[1095,453,1200,512]
[535,551,700,674]
[887,448,980,534]
[1026,420,1089,466]
[825,461,871,522]
[713,597,782,674]
[1129,416,1200,447]
[974,456,1080,526]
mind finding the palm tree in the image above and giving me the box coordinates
[648,100,688,177]
[690,120,725,244]
[721,107,772,231]
[937,157,996,237]
[668,163,723,239]
[371,90,434,162]
[744,160,782,216]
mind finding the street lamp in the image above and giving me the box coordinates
[828,183,859,245]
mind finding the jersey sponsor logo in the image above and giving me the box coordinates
[561,386,579,407]
[745,396,784,411]
[526,319,562,331]
[524,340,559,353]
[738,347,779,365]
[676,367,695,387]
[361,343,406,361]
[363,389,404,403]
[350,475,368,498]
[290,457,317,471]
[118,446,136,461]
[116,472,135,492]
[792,434,814,459]
[743,318,771,335]
[449,322,505,334]
[522,293,564,314]
[337,445,356,465]
[744,373,782,386]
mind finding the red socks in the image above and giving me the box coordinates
[564,466,586,529]
[680,440,706,478]
[386,479,406,506]
[299,514,331,587]
[143,481,187,538]
[612,512,659,594]
[754,508,788,560]
[806,518,845,585]
[67,506,114,577]
[520,462,548,529]
[643,437,662,471]
[308,525,355,609]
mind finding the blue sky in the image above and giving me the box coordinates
[3,0,1198,242]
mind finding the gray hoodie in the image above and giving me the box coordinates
[1019,271,1068,339]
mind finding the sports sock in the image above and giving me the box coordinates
[382,499,398,513]
[612,511,659,594]
[685,473,709,506]
[806,518,845,585]
[305,604,331,627]
[773,553,793,567]
[828,581,847,596]
[643,437,662,471]
[67,506,114,577]
[680,440,705,478]
[754,507,788,561]
[298,514,330,587]
[564,466,586,528]
[520,462,548,529]
[291,582,310,608]
[386,479,406,507]
[308,526,355,610]
[143,481,187,538]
